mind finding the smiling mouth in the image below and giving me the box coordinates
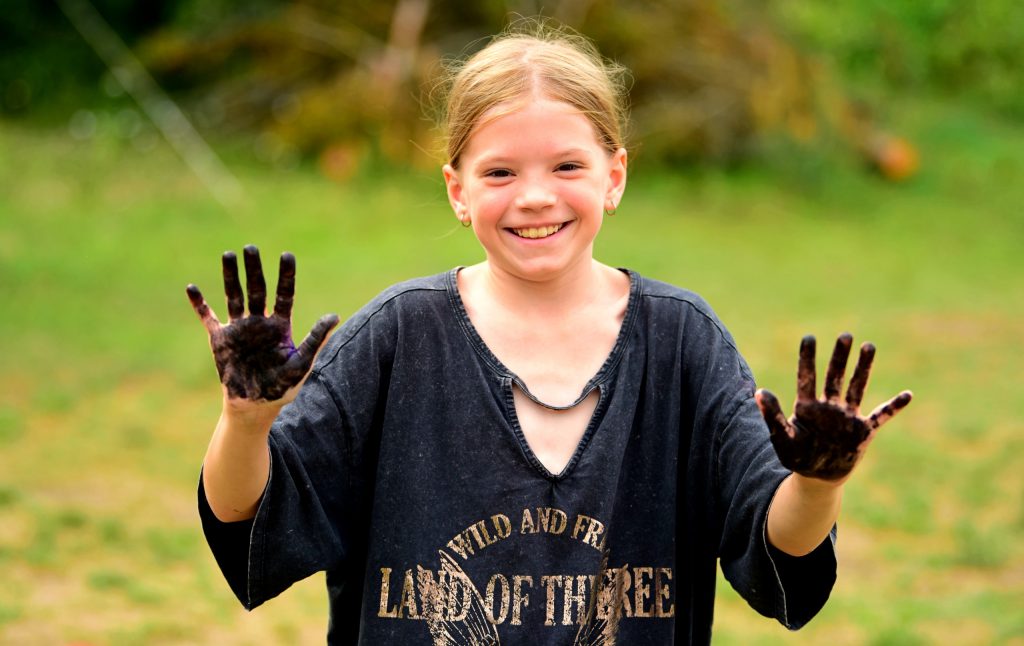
[510,223,566,239]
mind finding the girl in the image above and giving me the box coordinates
[187,24,911,645]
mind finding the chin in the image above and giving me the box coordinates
[507,258,589,283]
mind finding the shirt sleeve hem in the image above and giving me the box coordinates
[197,457,273,611]
[761,479,838,630]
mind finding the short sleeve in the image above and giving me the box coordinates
[198,476,258,607]
[198,369,354,609]
[644,281,838,630]
[199,296,397,610]
[715,386,837,629]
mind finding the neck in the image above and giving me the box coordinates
[474,255,616,315]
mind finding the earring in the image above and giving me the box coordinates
[604,200,618,216]
[458,208,471,227]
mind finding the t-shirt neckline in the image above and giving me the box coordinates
[444,266,642,407]
[445,266,642,479]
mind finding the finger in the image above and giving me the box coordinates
[293,313,341,367]
[844,342,876,411]
[823,333,853,403]
[243,244,267,316]
[222,251,244,321]
[755,388,793,439]
[797,335,816,402]
[866,390,913,430]
[273,252,296,319]
[186,284,221,336]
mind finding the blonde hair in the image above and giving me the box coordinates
[440,21,629,168]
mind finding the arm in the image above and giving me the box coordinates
[202,397,277,522]
[766,473,842,557]
[187,245,338,523]
[758,334,912,556]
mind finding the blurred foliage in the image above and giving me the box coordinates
[134,0,904,173]
[766,1,1024,118]
[2,0,1022,173]
[0,0,179,119]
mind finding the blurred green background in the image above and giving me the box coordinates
[1,1,1022,644]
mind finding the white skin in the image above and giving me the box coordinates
[443,95,627,290]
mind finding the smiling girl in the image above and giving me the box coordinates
[188,22,911,645]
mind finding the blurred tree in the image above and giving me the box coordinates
[8,0,1019,175]
[0,0,184,118]
[136,0,862,172]
[766,1,1024,117]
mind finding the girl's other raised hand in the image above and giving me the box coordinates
[186,245,339,405]
[755,333,913,483]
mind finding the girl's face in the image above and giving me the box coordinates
[443,96,627,284]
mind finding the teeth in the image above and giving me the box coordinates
[513,224,563,239]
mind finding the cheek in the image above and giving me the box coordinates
[565,182,605,212]
[470,190,509,218]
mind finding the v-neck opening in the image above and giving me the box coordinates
[505,381,606,479]
[445,267,641,480]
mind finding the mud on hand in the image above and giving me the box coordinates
[186,245,339,401]
[756,333,912,482]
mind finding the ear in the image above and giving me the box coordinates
[442,164,466,221]
[605,148,628,210]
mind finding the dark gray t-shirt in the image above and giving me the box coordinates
[200,269,836,645]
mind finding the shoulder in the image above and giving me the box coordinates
[626,272,757,409]
[628,271,752,378]
[314,270,454,370]
[368,271,451,307]
[634,274,732,339]
[637,274,716,315]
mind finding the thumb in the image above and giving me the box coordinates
[276,314,341,405]
[294,313,341,368]
[756,388,793,439]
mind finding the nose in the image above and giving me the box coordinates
[513,175,557,212]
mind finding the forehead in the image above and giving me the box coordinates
[462,97,604,162]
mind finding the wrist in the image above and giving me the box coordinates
[789,472,846,499]
[220,392,285,432]
[768,473,844,557]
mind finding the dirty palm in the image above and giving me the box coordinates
[186,245,338,402]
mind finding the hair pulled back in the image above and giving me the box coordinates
[440,21,629,169]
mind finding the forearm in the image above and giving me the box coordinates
[766,473,843,557]
[202,395,281,523]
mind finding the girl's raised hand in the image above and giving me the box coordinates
[755,334,912,482]
[186,245,339,403]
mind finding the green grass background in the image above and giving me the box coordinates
[0,95,1022,644]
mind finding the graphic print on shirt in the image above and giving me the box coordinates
[375,506,675,645]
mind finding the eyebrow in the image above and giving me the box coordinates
[473,148,596,167]
[551,147,594,158]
